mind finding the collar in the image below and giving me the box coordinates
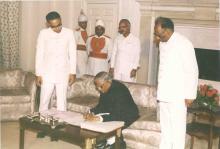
[49,27,63,34]
[121,33,132,39]
[79,27,86,31]
[94,35,104,38]
[165,32,175,44]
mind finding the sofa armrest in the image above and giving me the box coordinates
[24,72,37,113]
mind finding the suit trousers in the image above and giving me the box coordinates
[39,82,68,112]
[159,100,186,149]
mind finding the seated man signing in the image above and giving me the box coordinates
[84,71,139,148]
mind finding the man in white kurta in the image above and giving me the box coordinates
[154,17,198,149]
[86,20,112,76]
[110,19,141,83]
[74,11,88,77]
[35,11,76,112]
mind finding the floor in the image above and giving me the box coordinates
[1,122,80,149]
[1,122,219,149]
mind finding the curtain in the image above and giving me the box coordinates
[0,2,20,69]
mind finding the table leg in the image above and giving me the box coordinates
[190,136,194,149]
[84,138,96,149]
[19,128,25,149]
[218,137,220,149]
[208,125,213,149]
[115,128,122,149]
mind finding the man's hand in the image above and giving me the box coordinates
[83,112,100,121]
[130,69,137,78]
[36,76,42,87]
[109,68,114,77]
[185,99,194,107]
[69,74,76,86]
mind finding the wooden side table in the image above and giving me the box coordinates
[19,117,122,149]
[187,106,220,149]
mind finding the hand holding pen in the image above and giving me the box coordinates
[83,110,100,122]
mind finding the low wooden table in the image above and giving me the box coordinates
[19,117,122,149]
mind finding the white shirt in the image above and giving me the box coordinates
[157,32,198,102]
[35,27,76,83]
[110,33,141,74]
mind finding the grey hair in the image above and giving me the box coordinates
[94,71,113,84]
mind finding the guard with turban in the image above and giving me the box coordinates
[86,19,113,76]
[74,10,88,77]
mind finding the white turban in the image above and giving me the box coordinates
[95,19,105,27]
[78,10,88,22]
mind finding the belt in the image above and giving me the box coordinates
[77,44,86,51]
[89,52,107,59]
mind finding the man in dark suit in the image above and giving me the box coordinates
[84,71,139,149]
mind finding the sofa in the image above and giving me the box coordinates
[50,75,162,148]
[0,69,37,121]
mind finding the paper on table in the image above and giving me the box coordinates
[80,121,124,133]
[41,109,124,133]
[40,109,84,126]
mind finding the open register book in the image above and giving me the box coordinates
[80,121,124,133]
[40,109,124,133]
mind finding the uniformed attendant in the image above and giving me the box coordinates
[35,11,76,112]
[74,10,88,77]
[110,19,141,83]
[86,19,112,76]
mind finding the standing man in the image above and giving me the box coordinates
[86,19,112,76]
[154,17,198,149]
[110,19,141,82]
[35,11,76,112]
[74,10,88,77]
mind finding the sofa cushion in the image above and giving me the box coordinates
[125,139,158,149]
[0,69,24,88]
[124,82,157,108]
[67,76,99,98]
[123,129,160,147]
[128,107,160,132]
[67,95,99,113]
[81,75,99,96]
[0,88,30,104]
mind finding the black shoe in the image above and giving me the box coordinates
[95,140,107,149]
[107,138,126,149]
[50,136,58,141]
[36,131,46,138]
[50,132,59,142]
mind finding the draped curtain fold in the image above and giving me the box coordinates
[0,2,20,69]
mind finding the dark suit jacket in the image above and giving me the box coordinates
[90,80,139,128]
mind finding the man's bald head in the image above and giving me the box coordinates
[119,19,131,27]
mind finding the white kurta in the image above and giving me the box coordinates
[157,32,198,149]
[36,27,76,83]
[86,35,112,76]
[157,32,198,102]
[110,33,141,82]
[74,27,88,77]
[35,27,76,111]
